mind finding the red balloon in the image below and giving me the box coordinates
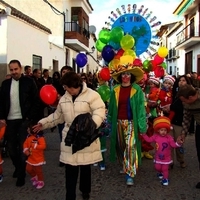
[133,58,142,67]
[99,67,111,81]
[154,54,164,65]
[154,66,165,78]
[40,85,58,105]
[116,48,124,56]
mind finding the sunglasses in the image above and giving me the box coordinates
[81,77,86,80]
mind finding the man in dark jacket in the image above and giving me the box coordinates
[0,59,40,187]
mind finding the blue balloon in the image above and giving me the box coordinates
[101,45,115,63]
[109,41,120,50]
[75,53,88,68]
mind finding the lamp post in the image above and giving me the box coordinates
[86,46,101,66]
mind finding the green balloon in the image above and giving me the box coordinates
[160,62,167,69]
[97,85,110,102]
[99,29,110,44]
[95,39,106,52]
[110,27,124,43]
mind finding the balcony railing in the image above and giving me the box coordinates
[65,22,90,39]
[64,22,90,49]
[65,22,82,33]
[176,23,200,45]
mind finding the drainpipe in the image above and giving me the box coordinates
[43,0,65,47]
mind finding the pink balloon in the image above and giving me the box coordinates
[40,85,58,105]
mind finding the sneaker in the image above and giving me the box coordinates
[157,172,163,179]
[126,175,134,186]
[93,163,98,167]
[119,169,124,174]
[99,164,105,171]
[161,178,169,186]
[36,181,44,189]
[31,176,38,186]
[0,174,3,183]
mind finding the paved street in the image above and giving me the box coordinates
[0,129,200,200]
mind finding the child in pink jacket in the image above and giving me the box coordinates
[141,116,183,186]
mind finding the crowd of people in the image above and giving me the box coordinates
[0,59,200,200]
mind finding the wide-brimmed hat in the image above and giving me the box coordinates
[109,55,144,83]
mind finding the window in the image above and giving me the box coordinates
[32,55,42,70]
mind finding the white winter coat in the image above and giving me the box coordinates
[39,83,105,165]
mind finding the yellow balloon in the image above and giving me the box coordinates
[123,49,136,59]
[120,55,134,65]
[158,47,168,58]
[108,59,120,70]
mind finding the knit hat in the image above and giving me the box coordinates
[163,75,175,85]
[153,116,171,132]
[148,77,160,86]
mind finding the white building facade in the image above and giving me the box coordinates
[0,0,97,83]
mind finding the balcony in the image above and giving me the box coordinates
[175,24,200,50]
[166,48,180,61]
[64,22,90,52]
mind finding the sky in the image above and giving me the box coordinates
[89,0,182,35]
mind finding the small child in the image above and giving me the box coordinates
[146,77,160,114]
[98,115,110,171]
[0,126,6,182]
[158,75,175,116]
[141,116,183,186]
[23,121,46,189]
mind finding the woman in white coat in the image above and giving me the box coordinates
[33,72,105,200]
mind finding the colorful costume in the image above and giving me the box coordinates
[108,83,147,176]
[141,116,181,186]
[158,75,175,116]
[23,131,46,189]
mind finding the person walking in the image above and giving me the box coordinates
[169,75,191,168]
[108,61,147,186]
[33,71,105,200]
[0,59,40,187]
[23,121,46,189]
[177,84,200,188]
[141,116,183,186]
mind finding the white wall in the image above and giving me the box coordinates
[6,16,65,72]
[0,15,8,63]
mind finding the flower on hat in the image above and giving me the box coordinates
[109,55,144,83]
[163,75,175,85]
[153,116,171,132]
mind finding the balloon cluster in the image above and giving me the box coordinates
[142,46,168,78]
[96,27,143,82]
